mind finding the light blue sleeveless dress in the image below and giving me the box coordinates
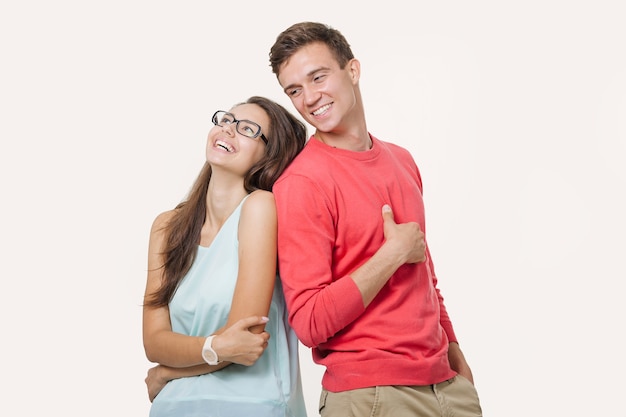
[150,197,307,417]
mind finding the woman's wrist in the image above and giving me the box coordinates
[201,335,222,365]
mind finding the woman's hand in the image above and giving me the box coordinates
[145,364,169,402]
[213,316,271,366]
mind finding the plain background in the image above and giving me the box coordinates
[1,1,624,416]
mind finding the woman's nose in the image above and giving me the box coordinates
[221,122,236,136]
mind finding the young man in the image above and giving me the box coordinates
[269,22,482,417]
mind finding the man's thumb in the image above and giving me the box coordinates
[382,204,394,222]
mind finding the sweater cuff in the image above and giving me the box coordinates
[333,275,366,323]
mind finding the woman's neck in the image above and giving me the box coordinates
[204,173,247,226]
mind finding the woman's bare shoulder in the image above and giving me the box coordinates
[240,190,276,222]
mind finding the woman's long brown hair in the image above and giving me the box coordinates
[144,96,306,307]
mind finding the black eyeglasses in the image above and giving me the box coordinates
[211,111,268,144]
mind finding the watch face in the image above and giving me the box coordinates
[202,336,219,364]
[204,349,217,362]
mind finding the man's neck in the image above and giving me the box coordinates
[315,131,372,151]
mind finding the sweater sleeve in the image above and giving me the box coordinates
[411,150,458,344]
[425,245,458,344]
[274,174,366,348]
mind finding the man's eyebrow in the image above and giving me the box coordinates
[282,83,298,93]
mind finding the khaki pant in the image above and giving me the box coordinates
[319,376,482,417]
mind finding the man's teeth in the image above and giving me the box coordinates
[312,104,331,116]
[216,140,234,152]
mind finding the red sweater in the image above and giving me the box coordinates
[273,135,457,392]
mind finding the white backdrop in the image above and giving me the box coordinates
[1,1,624,416]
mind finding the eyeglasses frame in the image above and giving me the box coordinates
[211,110,268,145]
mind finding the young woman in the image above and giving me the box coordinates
[142,96,307,417]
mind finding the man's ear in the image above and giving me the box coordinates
[348,58,361,84]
